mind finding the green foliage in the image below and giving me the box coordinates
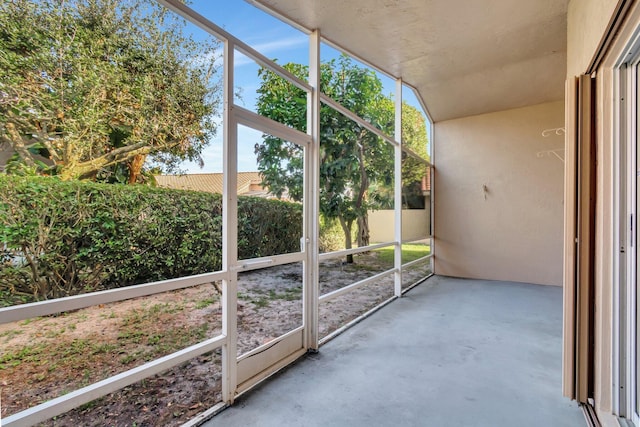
[374,243,431,265]
[237,197,302,259]
[319,215,356,253]
[0,176,301,303]
[0,0,221,182]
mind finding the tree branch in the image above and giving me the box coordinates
[4,122,36,168]
[60,142,154,180]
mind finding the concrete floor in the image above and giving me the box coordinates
[201,276,586,427]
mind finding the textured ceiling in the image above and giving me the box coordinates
[247,0,569,122]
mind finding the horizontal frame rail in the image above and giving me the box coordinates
[233,252,305,272]
[321,94,431,165]
[319,269,395,303]
[0,270,227,325]
[402,254,433,269]
[3,335,226,427]
[233,105,311,147]
[402,236,433,244]
[402,145,432,167]
[318,241,394,261]
[320,94,398,147]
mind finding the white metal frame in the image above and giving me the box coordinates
[0,1,435,424]
[304,29,321,352]
[394,78,404,297]
[612,22,640,425]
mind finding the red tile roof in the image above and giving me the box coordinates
[154,172,265,195]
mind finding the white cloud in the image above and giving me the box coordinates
[235,35,307,67]
[192,34,306,68]
[252,35,307,54]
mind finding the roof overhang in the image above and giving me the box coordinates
[247,0,569,122]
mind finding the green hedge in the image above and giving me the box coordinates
[0,176,302,303]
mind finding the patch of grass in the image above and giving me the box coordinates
[61,339,91,357]
[118,324,210,365]
[121,309,146,326]
[0,328,23,339]
[100,310,117,319]
[268,287,302,301]
[149,302,183,315]
[2,337,126,371]
[251,297,270,308]
[118,330,146,344]
[91,343,117,355]
[374,243,430,265]
[239,291,271,307]
[121,302,185,328]
[195,297,217,309]
[0,298,215,415]
[120,351,146,365]
[45,327,66,338]
[239,287,302,306]
[0,343,48,369]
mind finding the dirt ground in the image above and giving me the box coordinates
[0,253,430,426]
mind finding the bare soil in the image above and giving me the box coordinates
[0,253,430,427]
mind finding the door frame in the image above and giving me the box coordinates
[610,15,640,424]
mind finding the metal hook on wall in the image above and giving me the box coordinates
[536,148,565,163]
[541,127,565,137]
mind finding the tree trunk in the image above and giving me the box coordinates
[355,136,369,248]
[357,213,370,248]
[339,216,354,264]
[58,143,151,181]
[128,154,147,184]
[5,123,36,168]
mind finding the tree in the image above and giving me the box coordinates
[255,56,428,261]
[0,0,221,182]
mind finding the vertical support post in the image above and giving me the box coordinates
[563,77,579,400]
[222,41,238,403]
[394,79,403,297]
[304,29,321,351]
[429,120,435,274]
[575,74,596,404]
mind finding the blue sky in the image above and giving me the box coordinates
[172,0,429,173]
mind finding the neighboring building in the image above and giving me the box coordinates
[154,172,277,199]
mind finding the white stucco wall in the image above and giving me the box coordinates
[433,101,564,286]
[368,207,430,243]
[567,0,621,77]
